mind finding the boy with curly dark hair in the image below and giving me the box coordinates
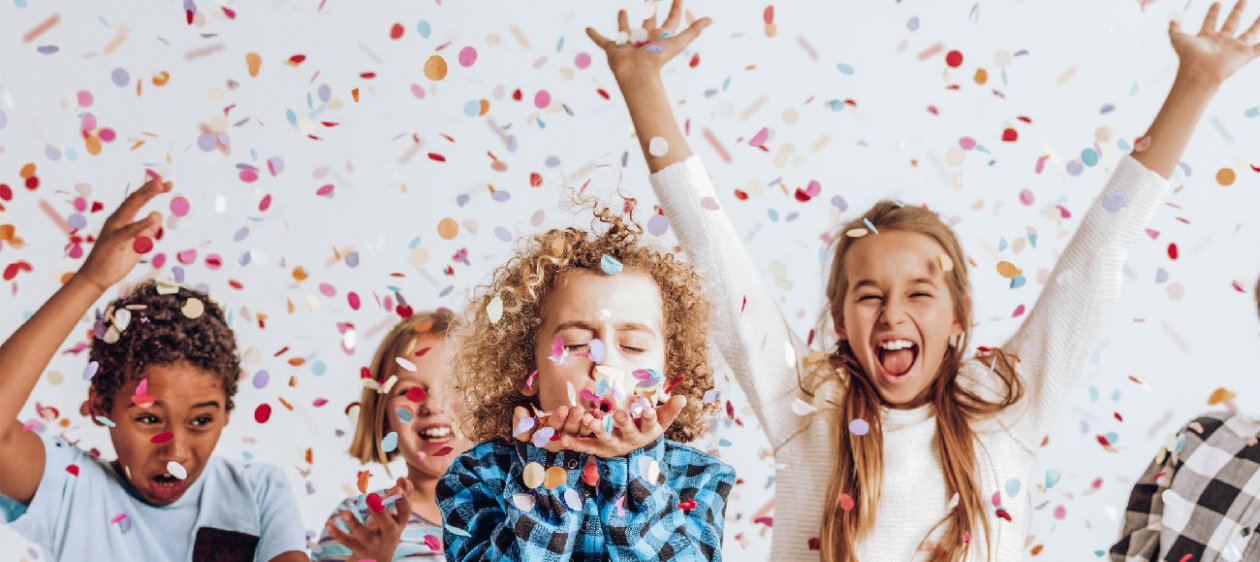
[0,176,308,561]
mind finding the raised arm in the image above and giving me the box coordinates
[0,176,169,504]
[999,1,1260,446]
[588,1,815,449]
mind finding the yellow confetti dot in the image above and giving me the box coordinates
[522,462,545,488]
[1208,386,1236,405]
[973,68,988,85]
[1216,167,1236,186]
[544,466,567,490]
[246,52,262,77]
[996,261,1022,279]
[85,135,103,156]
[423,55,448,81]
[19,163,36,179]
[845,228,869,238]
[409,247,430,267]
[437,217,459,240]
[937,254,954,272]
[181,298,205,319]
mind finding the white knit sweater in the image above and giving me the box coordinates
[650,155,1168,562]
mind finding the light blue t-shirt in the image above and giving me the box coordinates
[0,433,308,561]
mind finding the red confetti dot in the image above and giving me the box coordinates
[66,464,80,476]
[396,304,414,318]
[366,492,385,513]
[406,386,427,402]
[433,446,454,456]
[428,153,446,162]
[734,190,749,201]
[132,236,154,254]
[3,261,31,281]
[389,23,404,40]
[288,54,307,65]
[1001,128,1018,142]
[677,498,697,511]
[689,53,700,68]
[25,176,40,190]
[529,172,543,187]
[361,367,373,379]
[596,88,610,100]
[945,50,964,68]
[254,403,272,424]
[151,431,174,444]
[1167,243,1178,260]
[763,5,775,24]
[0,183,11,201]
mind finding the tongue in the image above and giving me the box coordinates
[880,349,915,376]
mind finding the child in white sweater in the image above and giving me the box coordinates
[587,1,1260,560]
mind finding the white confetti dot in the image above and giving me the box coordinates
[648,137,669,157]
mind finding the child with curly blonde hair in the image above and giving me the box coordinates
[436,201,735,561]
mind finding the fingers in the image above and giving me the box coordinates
[583,413,609,441]
[107,176,170,230]
[547,406,570,432]
[661,0,684,30]
[1241,13,1260,41]
[561,406,585,435]
[612,409,640,440]
[638,404,661,436]
[642,1,657,29]
[655,395,687,429]
[324,521,361,551]
[586,27,613,49]
[392,488,412,527]
[115,212,162,243]
[618,9,630,34]
[670,17,711,52]
[1222,0,1247,34]
[1170,19,1184,36]
[340,509,368,536]
[1202,2,1223,34]
[512,406,532,443]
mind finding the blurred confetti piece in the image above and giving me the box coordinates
[167,461,188,480]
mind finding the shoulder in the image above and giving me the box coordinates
[1178,410,1256,448]
[662,440,735,483]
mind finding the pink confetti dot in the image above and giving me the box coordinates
[1018,188,1034,205]
[99,128,116,142]
[534,90,551,109]
[958,136,976,150]
[319,283,336,297]
[169,196,190,217]
[239,169,259,182]
[347,292,361,310]
[574,52,591,69]
[76,90,93,108]
[458,46,477,67]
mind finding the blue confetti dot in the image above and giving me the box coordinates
[396,408,413,423]
[312,360,326,376]
[382,431,399,453]
[835,63,855,75]
[1081,148,1099,167]
[417,20,431,38]
[463,99,480,117]
[494,227,512,242]
[829,99,845,112]
[600,254,623,275]
[1005,478,1021,497]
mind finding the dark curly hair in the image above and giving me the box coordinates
[88,280,241,413]
[452,196,717,444]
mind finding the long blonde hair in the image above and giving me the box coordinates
[348,309,455,470]
[817,201,1024,562]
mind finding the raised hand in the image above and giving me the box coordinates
[324,477,412,562]
[586,0,711,84]
[1169,0,1260,86]
[77,174,171,292]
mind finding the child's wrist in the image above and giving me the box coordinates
[68,271,109,295]
[613,64,663,90]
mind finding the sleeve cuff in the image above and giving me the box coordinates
[596,436,667,497]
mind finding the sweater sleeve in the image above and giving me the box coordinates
[649,155,815,450]
[996,154,1168,450]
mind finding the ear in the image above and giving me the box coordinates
[85,387,108,426]
[832,310,847,341]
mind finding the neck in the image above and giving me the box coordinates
[404,465,443,524]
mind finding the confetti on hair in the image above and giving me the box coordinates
[600,254,623,275]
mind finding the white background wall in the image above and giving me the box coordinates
[2,1,1259,560]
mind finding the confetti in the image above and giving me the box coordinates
[181,298,205,319]
[486,295,504,324]
[167,461,188,480]
[648,136,669,157]
[544,466,567,490]
[600,254,623,275]
[522,462,545,488]
[848,418,870,435]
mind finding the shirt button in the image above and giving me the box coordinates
[567,459,579,469]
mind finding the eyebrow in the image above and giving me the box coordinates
[126,400,223,410]
[852,277,938,291]
[552,320,658,335]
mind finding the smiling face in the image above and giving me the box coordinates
[530,269,667,416]
[836,230,965,406]
[382,334,474,478]
[93,362,229,505]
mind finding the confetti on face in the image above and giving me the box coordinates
[166,461,188,480]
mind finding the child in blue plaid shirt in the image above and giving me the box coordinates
[437,200,735,561]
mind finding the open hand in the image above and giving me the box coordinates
[586,0,711,85]
[324,477,412,562]
[76,174,170,292]
[512,396,686,458]
[1170,0,1260,86]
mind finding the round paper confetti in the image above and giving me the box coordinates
[544,466,567,490]
[522,462,545,488]
[382,431,399,453]
[254,403,271,423]
[1216,167,1236,186]
[167,461,188,480]
[423,55,448,80]
[512,493,536,511]
[437,218,459,240]
[458,46,477,67]
[848,418,870,435]
[648,136,669,157]
[181,298,205,319]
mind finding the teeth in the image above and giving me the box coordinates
[878,339,915,351]
[420,426,452,439]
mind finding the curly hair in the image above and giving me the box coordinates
[452,198,716,444]
[88,280,241,412]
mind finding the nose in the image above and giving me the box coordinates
[416,386,443,417]
[158,429,193,464]
[877,298,909,328]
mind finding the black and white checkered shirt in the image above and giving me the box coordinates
[1110,411,1260,561]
